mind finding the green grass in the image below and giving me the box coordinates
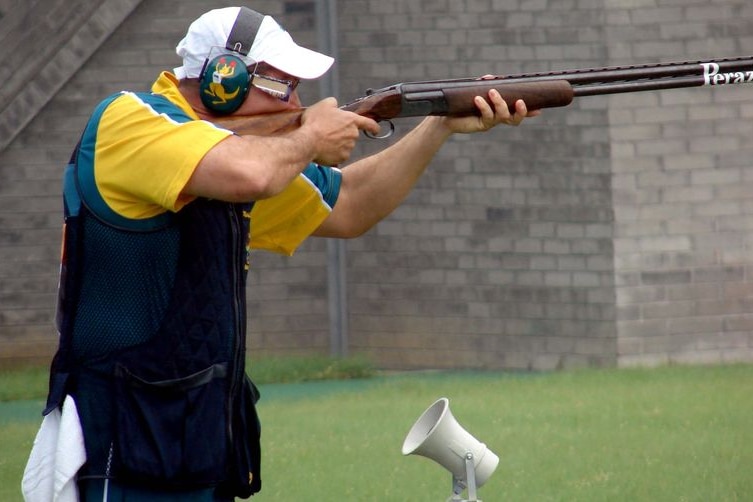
[0,356,375,402]
[2,363,752,501]
[0,365,49,402]
[247,354,375,384]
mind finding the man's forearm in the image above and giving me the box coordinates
[314,91,529,238]
[314,116,453,238]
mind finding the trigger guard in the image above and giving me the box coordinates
[364,120,395,139]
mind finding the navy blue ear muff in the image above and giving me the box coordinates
[198,7,264,114]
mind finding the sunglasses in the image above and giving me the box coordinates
[250,71,300,102]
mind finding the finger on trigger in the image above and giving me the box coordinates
[357,115,380,135]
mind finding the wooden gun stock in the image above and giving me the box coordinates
[215,109,304,137]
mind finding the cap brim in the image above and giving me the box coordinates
[263,46,334,79]
[249,16,334,79]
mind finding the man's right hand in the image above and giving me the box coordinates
[184,98,380,203]
[300,98,380,166]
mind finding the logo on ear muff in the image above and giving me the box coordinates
[199,54,250,114]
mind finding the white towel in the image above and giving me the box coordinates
[22,395,87,502]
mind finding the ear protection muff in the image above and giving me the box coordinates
[199,54,251,114]
[199,7,264,114]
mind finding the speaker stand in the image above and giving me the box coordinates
[448,452,481,502]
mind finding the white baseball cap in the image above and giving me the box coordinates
[174,6,334,80]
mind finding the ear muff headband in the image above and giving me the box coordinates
[199,8,264,114]
[226,7,264,55]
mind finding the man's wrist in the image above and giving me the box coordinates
[285,125,320,163]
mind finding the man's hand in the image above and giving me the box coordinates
[300,97,380,165]
[441,88,540,134]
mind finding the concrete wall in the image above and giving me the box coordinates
[1,0,751,370]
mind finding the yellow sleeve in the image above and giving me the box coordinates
[250,167,339,256]
[94,91,232,220]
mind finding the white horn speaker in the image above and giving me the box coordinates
[402,397,499,500]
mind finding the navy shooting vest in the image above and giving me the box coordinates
[45,138,262,498]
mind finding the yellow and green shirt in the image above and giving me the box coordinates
[76,71,340,255]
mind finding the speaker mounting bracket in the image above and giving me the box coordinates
[448,452,481,502]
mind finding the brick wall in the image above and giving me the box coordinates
[606,0,753,366]
[338,0,617,370]
[0,0,145,364]
[1,0,752,370]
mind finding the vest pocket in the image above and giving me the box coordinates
[112,362,229,488]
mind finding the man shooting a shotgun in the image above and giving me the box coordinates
[25,5,537,501]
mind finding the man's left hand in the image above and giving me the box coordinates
[441,88,540,134]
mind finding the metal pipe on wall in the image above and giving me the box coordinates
[316,0,348,357]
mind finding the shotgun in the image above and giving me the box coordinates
[215,55,753,138]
